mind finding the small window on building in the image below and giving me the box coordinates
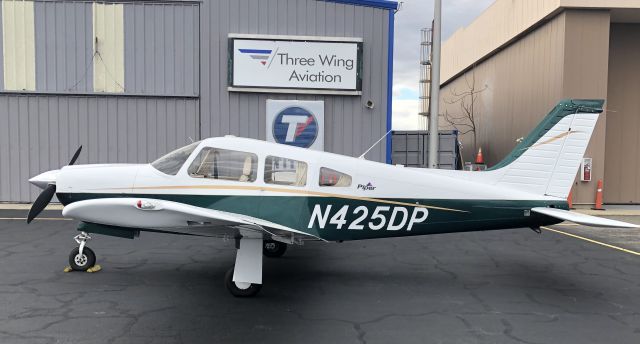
[188,147,258,182]
[264,156,307,187]
[319,167,352,187]
[151,141,200,176]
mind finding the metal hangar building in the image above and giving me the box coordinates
[440,0,640,204]
[0,0,397,203]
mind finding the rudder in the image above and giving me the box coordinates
[486,99,604,199]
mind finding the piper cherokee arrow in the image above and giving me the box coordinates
[26,99,638,297]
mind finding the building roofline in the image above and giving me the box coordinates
[441,7,565,88]
[322,0,398,10]
[441,0,640,85]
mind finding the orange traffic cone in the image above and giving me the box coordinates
[592,179,605,210]
[475,148,484,164]
[567,190,574,209]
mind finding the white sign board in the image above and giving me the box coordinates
[230,36,361,94]
[266,100,324,151]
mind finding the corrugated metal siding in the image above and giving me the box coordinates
[0,0,391,202]
[200,0,389,161]
[124,2,199,96]
[34,1,93,92]
[29,0,199,95]
[0,4,3,91]
[0,95,199,201]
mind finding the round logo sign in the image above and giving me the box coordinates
[272,106,318,148]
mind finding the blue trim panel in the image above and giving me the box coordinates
[385,10,395,164]
[238,49,273,54]
[322,0,398,10]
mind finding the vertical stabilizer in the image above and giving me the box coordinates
[486,99,604,199]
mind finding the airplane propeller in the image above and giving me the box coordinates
[26,146,82,223]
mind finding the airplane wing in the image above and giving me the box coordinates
[531,207,639,228]
[62,198,323,242]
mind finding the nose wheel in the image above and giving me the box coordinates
[69,246,96,271]
[69,232,97,271]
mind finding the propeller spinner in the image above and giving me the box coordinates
[26,146,82,223]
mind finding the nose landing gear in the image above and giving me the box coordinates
[69,232,97,271]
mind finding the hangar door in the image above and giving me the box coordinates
[604,24,640,204]
[0,1,200,202]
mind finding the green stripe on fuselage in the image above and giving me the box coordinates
[56,193,565,241]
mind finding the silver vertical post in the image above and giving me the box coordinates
[428,0,441,168]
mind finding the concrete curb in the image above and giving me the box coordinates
[0,203,64,210]
[573,209,640,216]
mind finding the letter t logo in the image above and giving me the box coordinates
[281,115,310,142]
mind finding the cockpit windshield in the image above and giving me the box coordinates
[151,141,200,175]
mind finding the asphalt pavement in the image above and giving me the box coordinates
[0,209,639,344]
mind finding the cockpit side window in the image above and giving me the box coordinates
[151,141,200,176]
[188,147,258,182]
[319,167,352,187]
[264,156,307,187]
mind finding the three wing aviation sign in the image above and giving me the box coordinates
[230,35,362,94]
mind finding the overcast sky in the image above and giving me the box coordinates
[392,0,494,130]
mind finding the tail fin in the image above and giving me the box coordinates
[487,99,604,199]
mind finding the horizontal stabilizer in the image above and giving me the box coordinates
[532,207,639,228]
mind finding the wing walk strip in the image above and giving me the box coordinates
[541,226,640,256]
[99,185,469,213]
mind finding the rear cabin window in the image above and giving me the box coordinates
[264,156,307,187]
[319,167,352,187]
[188,147,258,182]
[151,141,200,176]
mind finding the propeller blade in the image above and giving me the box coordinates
[68,145,82,166]
[27,184,56,224]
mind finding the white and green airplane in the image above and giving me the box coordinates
[27,99,637,297]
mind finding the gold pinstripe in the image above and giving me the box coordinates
[529,130,583,149]
[96,184,469,213]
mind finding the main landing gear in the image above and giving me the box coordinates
[225,267,262,297]
[224,234,264,297]
[224,235,291,297]
[69,232,97,271]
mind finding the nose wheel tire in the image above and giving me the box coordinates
[69,246,96,271]
[263,240,287,258]
[225,267,261,297]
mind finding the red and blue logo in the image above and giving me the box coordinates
[272,107,318,148]
[238,48,273,66]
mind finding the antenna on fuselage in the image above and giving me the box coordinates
[358,130,392,159]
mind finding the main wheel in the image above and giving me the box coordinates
[69,246,96,271]
[263,240,287,258]
[225,267,261,297]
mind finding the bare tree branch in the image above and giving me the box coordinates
[441,66,487,156]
